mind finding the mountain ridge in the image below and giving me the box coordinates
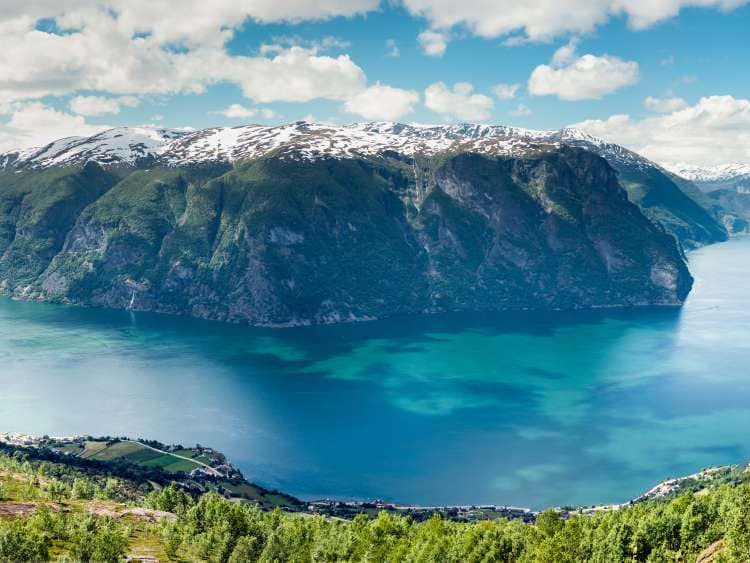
[0,121,664,171]
[665,162,750,186]
[1,120,728,250]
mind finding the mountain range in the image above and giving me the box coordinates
[665,162,750,233]
[0,121,734,326]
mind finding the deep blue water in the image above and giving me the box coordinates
[1,238,749,509]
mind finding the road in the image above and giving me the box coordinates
[124,440,224,478]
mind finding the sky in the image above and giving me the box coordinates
[0,0,749,167]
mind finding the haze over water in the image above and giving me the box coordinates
[1,238,748,509]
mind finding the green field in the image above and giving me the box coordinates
[70,440,204,474]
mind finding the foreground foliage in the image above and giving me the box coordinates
[2,448,750,561]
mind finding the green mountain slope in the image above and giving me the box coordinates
[0,147,693,326]
[606,164,727,249]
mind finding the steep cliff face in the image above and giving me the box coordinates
[1,122,728,251]
[0,147,692,326]
[707,189,750,234]
[556,130,728,250]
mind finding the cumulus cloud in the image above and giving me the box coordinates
[212,104,276,119]
[385,39,400,58]
[424,82,494,121]
[344,83,419,121]
[0,103,109,151]
[401,0,747,45]
[661,55,675,66]
[418,29,449,57]
[644,96,687,112]
[0,1,379,47]
[0,2,375,107]
[571,95,750,166]
[528,41,639,101]
[491,83,521,100]
[510,103,532,117]
[69,95,139,116]
[224,47,366,103]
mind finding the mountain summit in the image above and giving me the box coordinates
[0,122,667,170]
[1,121,727,250]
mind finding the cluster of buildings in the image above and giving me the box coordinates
[0,432,82,448]
[306,498,536,523]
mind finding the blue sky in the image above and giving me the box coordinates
[206,4,749,130]
[0,1,749,166]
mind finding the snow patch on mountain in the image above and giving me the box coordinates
[1,127,189,169]
[665,162,750,183]
[0,121,662,172]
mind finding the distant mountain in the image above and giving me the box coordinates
[1,122,727,249]
[0,123,694,326]
[666,162,750,192]
[665,162,750,234]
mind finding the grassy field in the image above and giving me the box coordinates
[66,440,205,474]
[79,440,108,459]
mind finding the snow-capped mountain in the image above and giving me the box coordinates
[0,121,658,172]
[666,162,750,183]
[0,127,189,169]
[665,162,750,192]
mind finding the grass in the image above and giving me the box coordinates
[138,456,202,474]
[74,440,204,474]
[80,441,109,459]
[0,466,170,562]
[87,441,150,461]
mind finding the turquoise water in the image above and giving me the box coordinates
[1,238,749,509]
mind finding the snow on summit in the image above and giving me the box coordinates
[665,162,750,183]
[0,121,661,171]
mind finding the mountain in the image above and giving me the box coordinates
[666,163,750,233]
[666,162,750,192]
[2,122,726,250]
[0,123,695,326]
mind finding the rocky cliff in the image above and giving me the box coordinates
[0,144,693,326]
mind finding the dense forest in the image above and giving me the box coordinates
[2,448,750,562]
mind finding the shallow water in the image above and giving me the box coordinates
[1,238,748,509]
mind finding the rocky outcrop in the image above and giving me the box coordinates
[0,148,693,326]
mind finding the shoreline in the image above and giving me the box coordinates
[2,430,742,523]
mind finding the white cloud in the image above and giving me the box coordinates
[69,95,139,116]
[214,104,255,119]
[0,3,374,107]
[661,55,675,66]
[424,82,494,121]
[0,102,109,151]
[344,83,419,121]
[571,95,750,166]
[550,38,580,66]
[385,39,400,58]
[644,96,687,112]
[212,104,276,120]
[510,103,532,117]
[260,36,351,56]
[418,29,449,57]
[617,0,747,30]
[401,0,748,44]
[0,2,379,47]
[491,83,521,100]
[224,47,366,103]
[528,44,639,101]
